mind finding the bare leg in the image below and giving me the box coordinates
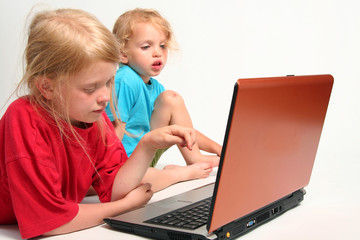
[150,90,220,167]
[142,162,213,192]
[196,130,222,157]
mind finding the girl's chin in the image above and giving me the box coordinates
[71,118,97,128]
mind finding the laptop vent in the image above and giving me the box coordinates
[256,211,270,224]
[167,231,192,240]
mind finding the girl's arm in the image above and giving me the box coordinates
[111,125,196,201]
[42,183,153,236]
[43,125,196,236]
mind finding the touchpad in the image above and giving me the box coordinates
[151,198,193,209]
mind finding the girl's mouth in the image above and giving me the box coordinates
[152,61,162,70]
[93,108,105,114]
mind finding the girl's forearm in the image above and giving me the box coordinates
[111,134,155,201]
[42,200,131,237]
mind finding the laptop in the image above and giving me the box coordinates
[104,74,333,240]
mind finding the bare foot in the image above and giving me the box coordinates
[189,155,220,168]
[203,155,220,167]
[164,161,213,181]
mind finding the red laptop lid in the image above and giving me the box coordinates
[208,74,333,233]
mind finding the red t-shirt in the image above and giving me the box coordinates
[0,97,127,238]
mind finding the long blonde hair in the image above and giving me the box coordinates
[16,8,121,141]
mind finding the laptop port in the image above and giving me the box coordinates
[271,206,282,215]
[272,207,279,214]
[246,219,256,228]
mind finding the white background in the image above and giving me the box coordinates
[1,0,359,239]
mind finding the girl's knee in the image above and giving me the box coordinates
[156,90,184,107]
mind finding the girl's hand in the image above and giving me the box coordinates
[144,125,196,151]
[123,183,153,210]
[111,125,196,202]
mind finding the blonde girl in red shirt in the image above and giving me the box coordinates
[0,8,200,238]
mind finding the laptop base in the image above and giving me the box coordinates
[214,188,305,240]
[104,189,305,240]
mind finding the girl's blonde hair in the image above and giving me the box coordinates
[16,8,122,140]
[113,8,176,54]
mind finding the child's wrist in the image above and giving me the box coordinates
[138,134,156,155]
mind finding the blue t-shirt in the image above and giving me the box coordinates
[105,65,165,156]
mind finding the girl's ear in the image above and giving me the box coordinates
[35,77,54,100]
[120,50,129,64]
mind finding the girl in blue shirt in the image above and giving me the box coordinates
[105,8,222,191]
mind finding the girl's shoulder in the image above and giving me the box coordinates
[5,97,34,118]
[115,66,147,93]
[116,65,143,84]
[3,97,53,130]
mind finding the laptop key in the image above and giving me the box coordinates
[145,197,212,230]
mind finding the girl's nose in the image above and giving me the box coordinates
[97,86,110,104]
[153,48,162,58]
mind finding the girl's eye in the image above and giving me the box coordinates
[160,44,166,49]
[83,84,97,93]
[141,45,150,50]
[84,88,95,94]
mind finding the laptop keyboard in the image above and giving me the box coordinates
[145,197,212,230]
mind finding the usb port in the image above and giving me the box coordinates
[246,219,256,228]
[272,207,279,214]
[272,206,282,215]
